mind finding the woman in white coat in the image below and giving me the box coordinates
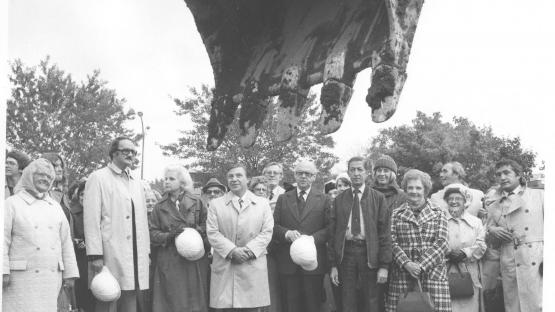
[3,158,79,312]
[444,185,487,312]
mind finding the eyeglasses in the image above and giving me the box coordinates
[205,190,223,195]
[295,171,314,177]
[116,149,138,156]
[265,171,282,176]
[253,187,267,193]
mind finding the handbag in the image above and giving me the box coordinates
[448,262,474,299]
[397,278,434,312]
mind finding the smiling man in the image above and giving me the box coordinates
[486,159,543,312]
[207,163,274,312]
[329,156,391,312]
[83,137,150,312]
[4,150,31,198]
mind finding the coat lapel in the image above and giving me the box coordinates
[397,203,418,225]
[288,190,301,221]
[300,189,317,221]
[341,189,354,229]
[360,188,372,231]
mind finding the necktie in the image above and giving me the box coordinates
[269,190,274,201]
[298,190,306,215]
[238,199,244,210]
[352,189,361,236]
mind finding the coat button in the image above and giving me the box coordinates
[532,262,536,266]
[127,235,131,240]
[516,264,520,267]
[35,226,38,229]
[525,227,528,231]
[36,247,40,250]
[514,246,518,250]
[126,216,130,219]
[35,270,39,273]
[525,209,529,213]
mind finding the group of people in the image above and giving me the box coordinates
[3,136,544,312]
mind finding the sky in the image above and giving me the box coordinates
[6,0,555,182]
[3,0,555,307]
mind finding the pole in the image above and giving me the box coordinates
[138,111,145,179]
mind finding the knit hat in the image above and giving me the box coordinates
[373,155,397,174]
[6,150,32,170]
[202,178,227,193]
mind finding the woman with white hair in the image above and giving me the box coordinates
[3,159,79,312]
[444,184,486,312]
[149,165,210,312]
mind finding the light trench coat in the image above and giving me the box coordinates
[207,190,274,309]
[83,163,150,290]
[447,211,487,312]
[486,186,543,312]
[3,191,79,312]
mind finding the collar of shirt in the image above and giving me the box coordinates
[296,187,310,199]
[351,184,365,195]
[231,192,250,207]
[108,162,133,179]
[18,190,56,206]
[503,185,522,197]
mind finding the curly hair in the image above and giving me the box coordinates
[401,169,433,196]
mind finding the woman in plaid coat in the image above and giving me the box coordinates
[386,169,451,312]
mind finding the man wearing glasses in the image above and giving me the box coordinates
[83,137,150,312]
[202,178,227,203]
[263,162,286,211]
[273,159,331,312]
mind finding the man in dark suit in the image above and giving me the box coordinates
[329,156,392,312]
[273,159,331,312]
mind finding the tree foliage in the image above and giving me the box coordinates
[6,57,137,183]
[367,111,536,192]
[160,85,338,186]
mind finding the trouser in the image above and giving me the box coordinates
[281,273,324,312]
[212,308,269,312]
[339,240,379,312]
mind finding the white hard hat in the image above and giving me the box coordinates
[90,266,121,302]
[175,228,205,261]
[290,235,318,271]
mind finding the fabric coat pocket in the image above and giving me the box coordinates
[9,259,28,270]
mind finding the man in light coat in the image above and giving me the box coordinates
[84,137,150,312]
[486,159,543,312]
[207,163,274,311]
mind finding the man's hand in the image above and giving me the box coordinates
[230,248,250,264]
[74,238,86,249]
[488,226,513,243]
[285,230,301,242]
[477,207,488,219]
[377,268,388,284]
[63,278,76,289]
[91,259,104,274]
[2,274,10,288]
[330,267,340,286]
[403,261,422,278]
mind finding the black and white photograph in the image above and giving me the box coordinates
[1,0,554,312]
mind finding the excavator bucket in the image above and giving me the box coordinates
[184,0,425,150]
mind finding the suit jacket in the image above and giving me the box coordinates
[329,187,392,269]
[273,188,331,275]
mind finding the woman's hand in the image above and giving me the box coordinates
[330,267,340,286]
[403,261,422,278]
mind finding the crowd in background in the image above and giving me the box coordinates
[3,136,544,312]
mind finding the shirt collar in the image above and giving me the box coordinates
[502,185,522,197]
[297,187,311,197]
[352,184,365,194]
[447,210,473,226]
[108,162,133,179]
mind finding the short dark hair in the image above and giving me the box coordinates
[109,137,134,160]
[347,156,367,170]
[495,159,523,176]
[227,163,248,176]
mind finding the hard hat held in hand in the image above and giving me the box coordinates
[175,228,205,261]
[290,235,318,271]
[90,266,121,302]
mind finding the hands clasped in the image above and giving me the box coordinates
[230,247,255,264]
[403,261,422,278]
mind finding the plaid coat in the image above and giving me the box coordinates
[386,200,452,312]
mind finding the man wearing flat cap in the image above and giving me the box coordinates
[202,178,227,203]
[5,150,32,198]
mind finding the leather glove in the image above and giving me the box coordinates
[167,226,185,244]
